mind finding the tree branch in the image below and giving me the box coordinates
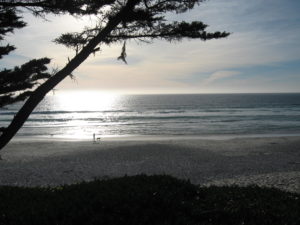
[0,0,141,150]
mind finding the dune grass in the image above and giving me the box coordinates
[0,174,299,225]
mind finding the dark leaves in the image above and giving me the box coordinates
[54,33,87,52]
[0,0,117,16]
[0,7,26,58]
[0,44,15,59]
[0,58,51,107]
[55,1,229,53]
[0,8,26,39]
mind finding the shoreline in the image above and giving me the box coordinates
[1,136,299,193]
[10,132,300,143]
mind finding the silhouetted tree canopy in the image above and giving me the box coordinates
[0,6,52,107]
[0,0,229,150]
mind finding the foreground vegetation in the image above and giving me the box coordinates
[0,175,299,225]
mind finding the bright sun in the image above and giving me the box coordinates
[56,91,120,111]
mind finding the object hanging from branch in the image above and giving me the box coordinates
[117,42,127,64]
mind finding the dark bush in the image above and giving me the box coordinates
[0,175,299,225]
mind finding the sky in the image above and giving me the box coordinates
[1,0,300,94]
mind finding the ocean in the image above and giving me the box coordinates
[1,93,300,140]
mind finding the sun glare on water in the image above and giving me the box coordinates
[49,91,121,139]
[56,91,120,111]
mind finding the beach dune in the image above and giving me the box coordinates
[0,136,299,193]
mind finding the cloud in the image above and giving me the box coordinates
[202,71,240,85]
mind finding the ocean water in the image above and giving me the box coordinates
[1,93,300,140]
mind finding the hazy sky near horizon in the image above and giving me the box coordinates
[1,0,300,94]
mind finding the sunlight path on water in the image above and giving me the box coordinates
[44,91,122,139]
[7,93,300,141]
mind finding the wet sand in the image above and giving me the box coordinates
[0,136,299,193]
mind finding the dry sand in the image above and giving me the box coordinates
[0,136,299,193]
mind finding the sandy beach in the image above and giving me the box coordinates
[0,136,299,193]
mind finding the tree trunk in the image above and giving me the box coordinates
[0,0,140,150]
